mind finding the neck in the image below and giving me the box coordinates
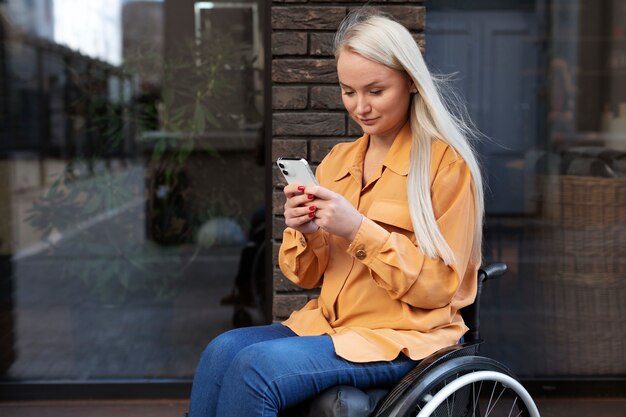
[369,118,408,151]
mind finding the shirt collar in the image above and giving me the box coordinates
[333,120,412,182]
[333,134,368,182]
[381,120,412,177]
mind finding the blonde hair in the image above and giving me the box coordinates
[334,9,484,265]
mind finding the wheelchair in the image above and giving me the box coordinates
[281,263,541,417]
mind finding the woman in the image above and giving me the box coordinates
[188,9,484,417]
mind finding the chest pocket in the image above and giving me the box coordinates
[366,199,414,238]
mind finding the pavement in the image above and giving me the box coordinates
[1,397,626,417]
[5,201,246,380]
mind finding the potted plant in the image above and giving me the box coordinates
[26,26,259,305]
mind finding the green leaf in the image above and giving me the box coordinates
[46,180,61,199]
[205,147,219,158]
[163,88,174,107]
[205,110,221,129]
[83,194,103,214]
[193,101,205,133]
[152,139,167,161]
[178,140,194,164]
[65,183,81,202]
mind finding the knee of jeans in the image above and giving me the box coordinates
[225,344,281,395]
[216,347,283,415]
[200,329,241,365]
[227,344,260,379]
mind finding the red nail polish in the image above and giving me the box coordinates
[307,194,314,200]
[297,186,305,191]
[309,205,316,211]
[308,212,315,218]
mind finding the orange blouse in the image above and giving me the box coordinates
[278,121,479,363]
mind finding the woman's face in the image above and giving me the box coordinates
[337,48,413,142]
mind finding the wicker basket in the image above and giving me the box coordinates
[535,175,626,375]
[540,175,626,227]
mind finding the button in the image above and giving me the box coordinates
[355,249,367,260]
[299,237,306,247]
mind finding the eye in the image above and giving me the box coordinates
[342,91,355,97]
[370,90,382,95]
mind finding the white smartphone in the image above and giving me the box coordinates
[277,157,319,186]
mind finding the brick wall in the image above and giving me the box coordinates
[271,0,426,321]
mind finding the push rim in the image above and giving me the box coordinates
[414,370,540,417]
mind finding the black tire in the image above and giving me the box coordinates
[379,356,538,417]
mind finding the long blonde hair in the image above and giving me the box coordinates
[334,9,484,265]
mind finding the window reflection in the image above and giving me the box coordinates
[0,0,267,380]
[427,0,626,378]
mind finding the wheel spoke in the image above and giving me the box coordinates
[410,359,539,417]
[484,381,497,417]
[445,378,451,416]
[471,381,477,417]
[485,384,507,417]
[472,380,484,417]
[446,377,456,417]
[471,381,476,417]
[507,396,518,417]
[416,400,423,414]
[450,385,455,416]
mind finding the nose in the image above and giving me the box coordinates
[355,94,371,116]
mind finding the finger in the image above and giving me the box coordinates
[286,205,317,219]
[286,193,316,209]
[283,184,306,198]
[286,212,315,228]
[303,185,336,201]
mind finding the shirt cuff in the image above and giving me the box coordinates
[293,228,326,256]
[346,216,390,265]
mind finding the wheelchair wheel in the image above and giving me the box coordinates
[383,356,539,417]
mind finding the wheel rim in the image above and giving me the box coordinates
[414,371,540,417]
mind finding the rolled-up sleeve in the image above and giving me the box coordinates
[346,159,476,309]
[279,223,329,289]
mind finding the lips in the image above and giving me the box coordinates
[359,117,378,125]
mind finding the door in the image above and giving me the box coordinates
[427,11,541,216]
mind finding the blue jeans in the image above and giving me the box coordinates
[188,323,417,417]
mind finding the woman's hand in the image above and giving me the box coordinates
[283,184,363,240]
[303,185,363,241]
[283,184,321,235]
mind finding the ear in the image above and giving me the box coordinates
[409,81,418,93]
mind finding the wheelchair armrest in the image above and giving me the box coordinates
[479,263,507,282]
[372,342,481,417]
[463,263,508,343]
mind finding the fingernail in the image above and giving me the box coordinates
[307,194,314,200]
[308,212,315,218]
[309,205,316,211]
[297,186,305,191]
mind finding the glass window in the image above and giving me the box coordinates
[0,0,268,381]
[427,0,625,378]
